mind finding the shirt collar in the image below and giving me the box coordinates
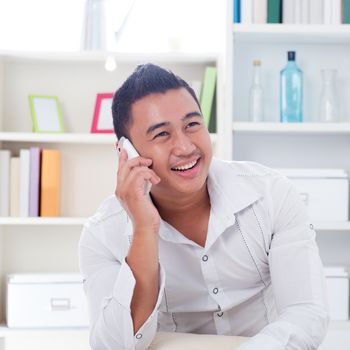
[158,158,263,246]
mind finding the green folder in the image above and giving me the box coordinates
[267,0,282,23]
[200,66,217,132]
[343,0,350,23]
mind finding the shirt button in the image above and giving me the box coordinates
[310,224,314,230]
[217,311,224,317]
[136,334,142,339]
[213,287,218,294]
[202,255,208,262]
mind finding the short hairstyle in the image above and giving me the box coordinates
[111,63,201,140]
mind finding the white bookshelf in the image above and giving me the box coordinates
[0,50,222,349]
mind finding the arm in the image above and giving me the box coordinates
[80,149,163,350]
[236,175,329,350]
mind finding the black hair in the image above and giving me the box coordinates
[111,63,201,140]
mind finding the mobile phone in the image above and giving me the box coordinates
[117,137,152,194]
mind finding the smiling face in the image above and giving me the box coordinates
[128,87,213,199]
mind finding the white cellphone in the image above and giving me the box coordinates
[117,137,152,194]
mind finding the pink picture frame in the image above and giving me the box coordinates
[91,93,114,133]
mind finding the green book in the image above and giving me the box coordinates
[267,0,282,23]
[199,66,217,131]
[343,0,350,23]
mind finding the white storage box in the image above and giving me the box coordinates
[324,267,349,321]
[276,169,349,222]
[6,273,89,328]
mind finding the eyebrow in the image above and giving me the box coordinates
[146,111,202,135]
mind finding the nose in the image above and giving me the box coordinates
[171,131,196,156]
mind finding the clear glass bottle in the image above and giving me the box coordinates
[249,59,264,122]
[280,51,303,123]
[319,69,339,123]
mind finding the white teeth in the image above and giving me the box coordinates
[172,159,198,171]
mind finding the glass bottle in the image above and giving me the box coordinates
[280,51,303,123]
[319,69,339,123]
[249,59,264,122]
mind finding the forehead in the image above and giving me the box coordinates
[130,87,200,126]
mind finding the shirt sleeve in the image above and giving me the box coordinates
[79,225,166,350]
[236,175,329,350]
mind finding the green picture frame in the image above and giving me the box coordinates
[29,95,64,133]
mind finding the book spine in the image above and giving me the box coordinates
[343,0,350,23]
[253,0,267,23]
[310,0,323,24]
[40,150,60,217]
[19,149,30,217]
[294,0,302,23]
[301,0,310,24]
[10,157,20,217]
[267,0,282,23]
[331,0,342,24]
[241,0,253,24]
[323,0,332,24]
[283,0,295,24]
[234,0,240,23]
[0,150,10,216]
[29,147,41,217]
[199,67,217,129]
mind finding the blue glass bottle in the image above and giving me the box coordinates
[280,51,303,123]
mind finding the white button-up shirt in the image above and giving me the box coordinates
[79,158,329,350]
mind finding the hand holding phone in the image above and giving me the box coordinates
[117,137,152,194]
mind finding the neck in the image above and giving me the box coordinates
[150,183,210,220]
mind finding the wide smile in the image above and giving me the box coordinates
[170,157,201,178]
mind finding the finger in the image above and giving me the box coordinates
[118,156,153,182]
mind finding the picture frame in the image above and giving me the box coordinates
[29,95,64,133]
[91,93,114,133]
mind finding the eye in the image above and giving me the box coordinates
[153,131,169,139]
[187,121,200,128]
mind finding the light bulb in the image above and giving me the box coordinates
[105,55,117,71]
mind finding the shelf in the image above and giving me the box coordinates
[0,217,87,226]
[232,122,350,135]
[315,222,350,232]
[0,323,88,337]
[0,132,116,144]
[232,24,350,44]
[0,50,218,64]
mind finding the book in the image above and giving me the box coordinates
[19,149,30,217]
[29,147,41,217]
[234,0,240,23]
[282,0,294,23]
[253,0,267,23]
[241,0,253,24]
[0,150,10,216]
[189,81,202,101]
[10,157,20,217]
[294,0,302,23]
[301,0,310,24]
[267,0,282,23]
[310,0,323,24]
[331,0,341,24]
[343,0,350,23]
[199,67,217,131]
[40,149,60,217]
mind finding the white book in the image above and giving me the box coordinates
[283,0,295,24]
[310,0,323,24]
[19,149,30,217]
[0,150,10,216]
[189,81,202,101]
[323,0,332,24]
[10,157,20,217]
[294,0,302,23]
[331,0,341,24]
[253,0,267,24]
[241,0,253,24]
[301,0,310,24]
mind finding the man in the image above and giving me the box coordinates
[79,64,329,350]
